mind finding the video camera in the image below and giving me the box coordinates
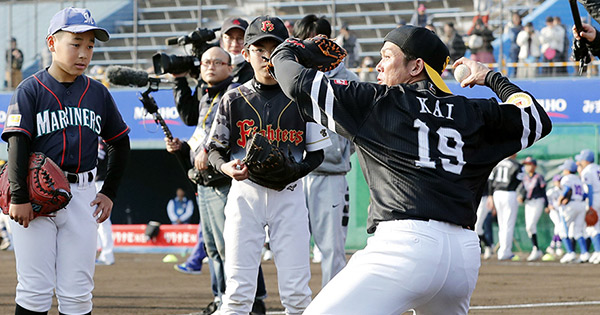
[152,27,220,77]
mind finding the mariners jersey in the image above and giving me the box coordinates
[561,173,586,203]
[273,55,552,232]
[207,79,331,161]
[581,163,600,207]
[2,69,130,173]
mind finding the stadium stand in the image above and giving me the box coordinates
[5,0,561,74]
[90,0,483,69]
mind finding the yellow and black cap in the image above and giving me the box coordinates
[383,25,451,94]
[244,15,289,47]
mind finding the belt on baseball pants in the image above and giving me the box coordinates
[65,171,94,184]
[409,217,473,231]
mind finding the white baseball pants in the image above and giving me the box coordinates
[303,173,348,288]
[220,179,312,315]
[304,219,480,315]
[493,190,518,260]
[474,196,491,236]
[10,178,97,314]
[524,198,545,237]
[95,180,114,264]
[559,201,587,239]
[548,209,562,235]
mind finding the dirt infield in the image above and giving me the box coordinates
[1,251,600,314]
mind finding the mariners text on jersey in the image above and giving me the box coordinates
[37,106,102,136]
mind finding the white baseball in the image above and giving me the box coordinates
[454,64,471,83]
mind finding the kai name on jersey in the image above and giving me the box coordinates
[37,107,102,137]
[417,97,455,120]
[237,119,303,148]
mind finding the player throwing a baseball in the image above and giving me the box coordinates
[270,25,552,314]
[2,7,130,315]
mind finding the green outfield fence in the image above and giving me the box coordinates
[344,123,600,252]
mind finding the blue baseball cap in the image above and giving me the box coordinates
[559,159,578,173]
[552,174,562,182]
[575,149,595,163]
[47,7,109,42]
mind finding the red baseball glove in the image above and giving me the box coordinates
[0,152,72,217]
[586,207,599,226]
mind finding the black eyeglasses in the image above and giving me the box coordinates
[201,59,230,67]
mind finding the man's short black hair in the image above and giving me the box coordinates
[293,14,332,39]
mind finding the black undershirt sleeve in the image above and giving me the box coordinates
[297,149,324,178]
[7,134,31,204]
[173,77,200,126]
[271,49,304,102]
[99,135,130,201]
[484,71,523,102]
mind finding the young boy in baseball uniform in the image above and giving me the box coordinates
[558,160,589,263]
[545,175,564,257]
[575,149,600,264]
[206,16,330,314]
[517,157,548,261]
[2,7,130,314]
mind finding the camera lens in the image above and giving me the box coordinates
[152,53,200,75]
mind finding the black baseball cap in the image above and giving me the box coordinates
[221,17,248,34]
[244,16,289,47]
[383,25,451,94]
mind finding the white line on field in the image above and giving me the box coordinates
[471,300,600,309]
[261,301,600,314]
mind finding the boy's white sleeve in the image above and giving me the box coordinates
[305,122,332,152]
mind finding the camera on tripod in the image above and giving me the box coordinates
[152,27,219,77]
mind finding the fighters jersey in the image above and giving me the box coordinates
[207,79,331,162]
[581,163,600,207]
[561,173,586,203]
[491,158,523,192]
[2,69,130,173]
[273,54,552,232]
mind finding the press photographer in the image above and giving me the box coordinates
[164,45,236,188]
